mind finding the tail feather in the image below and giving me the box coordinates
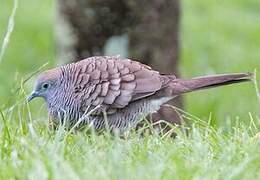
[171,73,252,95]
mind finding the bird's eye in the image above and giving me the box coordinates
[42,83,50,89]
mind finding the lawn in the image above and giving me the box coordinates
[0,0,260,179]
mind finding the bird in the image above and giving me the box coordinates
[28,56,252,133]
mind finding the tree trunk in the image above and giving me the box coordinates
[55,0,182,124]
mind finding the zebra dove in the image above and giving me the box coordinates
[28,56,251,133]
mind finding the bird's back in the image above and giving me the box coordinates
[49,56,174,130]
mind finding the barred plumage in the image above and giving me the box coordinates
[28,56,252,133]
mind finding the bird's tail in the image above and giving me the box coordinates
[170,73,252,95]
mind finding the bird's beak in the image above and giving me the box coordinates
[27,91,38,102]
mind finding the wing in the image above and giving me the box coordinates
[70,56,172,114]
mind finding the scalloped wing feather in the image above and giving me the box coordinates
[70,56,168,114]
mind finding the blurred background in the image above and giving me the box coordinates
[0,0,260,128]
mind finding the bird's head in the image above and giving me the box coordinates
[28,68,61,102]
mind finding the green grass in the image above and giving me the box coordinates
[181,0,260,127]
[1,103,260,179]
[0,0,260,179]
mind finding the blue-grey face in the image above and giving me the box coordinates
[27,81,54,102]
[27,68,61,102]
